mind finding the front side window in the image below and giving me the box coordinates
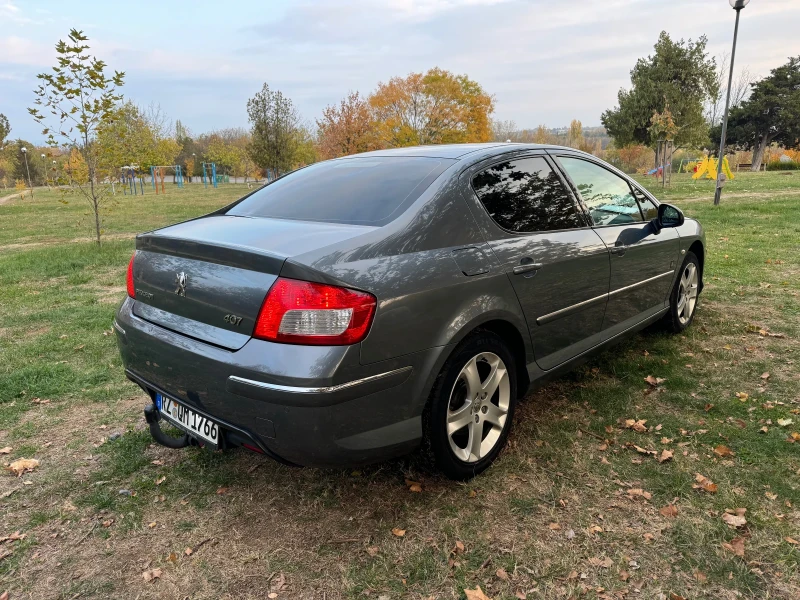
[558,157,642,226]
[632,186,658,220]
[471,156,583,233]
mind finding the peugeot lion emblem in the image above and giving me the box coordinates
[175,272,188,297]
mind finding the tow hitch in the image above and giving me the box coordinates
[144,404,192,449]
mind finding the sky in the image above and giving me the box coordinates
[2,0,800,143]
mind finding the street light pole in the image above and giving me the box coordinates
[714,0,749,206]
[21,147,34,199]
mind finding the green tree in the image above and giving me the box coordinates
[0,114,10,145]
[247,83,300,177]
[716,56,800,171]
[29,29,124,245]
[602,32,717,150]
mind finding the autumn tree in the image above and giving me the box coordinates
[369,68,495,147]
[601,32,717,149]
[716,56,800,171]
[316,91,376,159]
[29,29,124,245]
[247,83,301,177]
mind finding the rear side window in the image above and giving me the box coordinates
[227,157,451,226]
[471,157,583,233]
[558,157,642,226]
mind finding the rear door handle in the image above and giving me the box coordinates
[610,245,627,256]
[513,262,543,275]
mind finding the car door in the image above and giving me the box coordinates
[553,154,680,333]
[463,152,610,371]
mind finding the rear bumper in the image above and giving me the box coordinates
[115,298,448,467]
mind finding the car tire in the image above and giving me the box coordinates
[664,251,701,333]
[426,330,517,480]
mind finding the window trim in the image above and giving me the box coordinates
[465,152,592,236]
[549,151,665,229]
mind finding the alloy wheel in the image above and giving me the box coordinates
[677,262,699,325]
[446,352,510,463]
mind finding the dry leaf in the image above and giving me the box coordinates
[404,478,423,493]
[624,418,648,433]
[760,372,770,380]
[168,552,178,562]
[714,445,734,458]
[452,540,465,554]
[496,567,509,581]
[142,568,162,582]
[670,594,687,600]
[693,473,718,493]
[659,504,679,518]
[0,447,11,455]
[548,522,561,530]
[694,570,708,583]
[735,392,749,401]
[148,522,157,528]
[721,511,747,529]
[627,488,652,501]
[785,537,800,545]
[464,586,493,600]
[644,376,666,387]
[6,458,39,477]
[0,591,7,600]
[777,418,793,427]
[588,556,613,568]
[185,547,193,556]
[155,476,166,485]
[722,536,746,557]
[216,487,228,495]
[658,449,674,463]
[391,527,406,537]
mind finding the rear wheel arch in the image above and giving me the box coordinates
[688,240,705,291]
[473,320,530,398]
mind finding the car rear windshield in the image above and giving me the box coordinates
[226,157,452,226]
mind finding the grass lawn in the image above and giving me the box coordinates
[1,173,799,599]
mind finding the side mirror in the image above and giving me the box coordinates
[653,203,684,231]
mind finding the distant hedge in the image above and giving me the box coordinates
[766,160,800,171]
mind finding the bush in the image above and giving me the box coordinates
[766,160,800,171]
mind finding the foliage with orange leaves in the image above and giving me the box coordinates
[316,91,377,160]
[368,68,494,148]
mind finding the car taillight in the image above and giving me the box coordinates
[126,253,136,298]
[254,277,376,346]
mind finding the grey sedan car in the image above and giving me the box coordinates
[116,144,704,479]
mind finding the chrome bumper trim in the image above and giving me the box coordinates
[228,366,413,395]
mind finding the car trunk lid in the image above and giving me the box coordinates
[131,215,375,350]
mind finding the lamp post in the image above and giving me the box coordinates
[714,0,750,206]
[21,147,34,199]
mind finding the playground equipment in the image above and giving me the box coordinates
[202,162,217,188]
[121,166,145,195]
[692,155,734,181]
[150,165,184,194]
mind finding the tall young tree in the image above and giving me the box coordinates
[718,56,800,171]
[316,91,376,159]
[0,114,10,145]
[369,68,495,147]
[247,83,300,176]
[29,29,124,245]
[601,32,717,149]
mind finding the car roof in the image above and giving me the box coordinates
[342,143,582,161]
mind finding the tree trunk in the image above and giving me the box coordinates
[751,134,769,172]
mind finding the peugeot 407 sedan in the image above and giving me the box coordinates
[116,143,704,479]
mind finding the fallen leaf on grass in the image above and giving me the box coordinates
[659,504,679,518]
[405,478,423,493]
[588,556,613,568]
[464,586,493,600]
[548,522,561,530]
[0,531,25,544]
[658,449,674,463]
[644,376,666,387]
[151,459,164,466]
[693,473,718,493]
[215,487,228,495]
[168,552,178,563]
[624,419,648,433]
[722,509,747,529]
[694,570,707,583]
[722,537,746,557]
[785,537,800,545]
[366,546,379,556]
[391,528,406,537]
[627,488,652,501]
[670,594,687,600]
[142,568,162,582]
[735,392,749,402]
[6,458,39,477]
[0,447,11,455]
[1,591,7,600]
[777,419,793,427]
[452,540,465,555]
[714,445,735,458]
[496,567,509,581]
[760,372,770,380]
[148,522,157,528]
[155,476,166,485]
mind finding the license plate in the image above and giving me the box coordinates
[157,393,220,446]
